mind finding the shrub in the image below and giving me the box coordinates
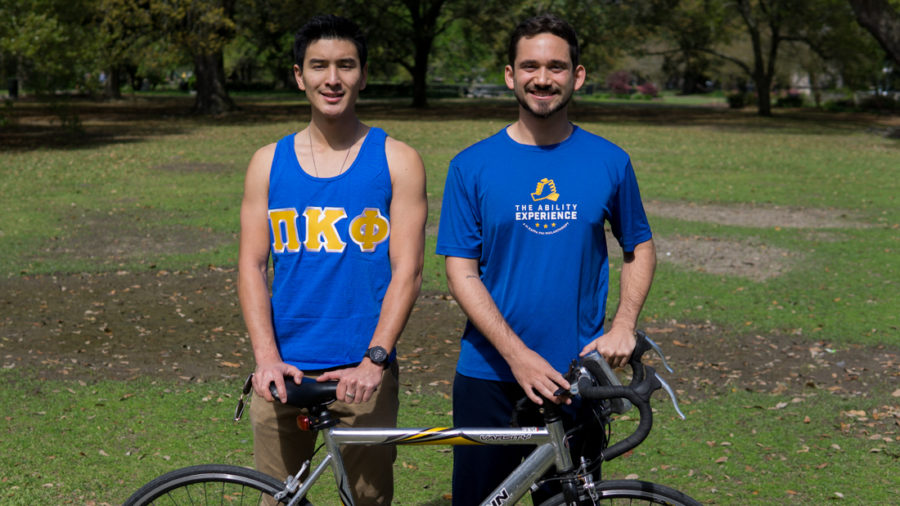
[727,92,751,109]
[605,70,633,96]
[635,82,658,98]
[858,94,898,112]
[775,93,804,108]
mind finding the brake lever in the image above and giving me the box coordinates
[645,336,674,373]
[655,373,686,420]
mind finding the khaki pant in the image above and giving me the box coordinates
[250,363,399,506]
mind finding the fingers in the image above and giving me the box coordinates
[511,352,570,405]
[253,363,303,403]
[333,365,383,404]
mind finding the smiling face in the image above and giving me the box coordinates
[505,33,585,119]
[294,37,367,118]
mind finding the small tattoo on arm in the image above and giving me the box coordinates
[465,274,478,280]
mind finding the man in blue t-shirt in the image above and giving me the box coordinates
[436,13,657,505]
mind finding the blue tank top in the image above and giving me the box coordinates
[267,127,392,370]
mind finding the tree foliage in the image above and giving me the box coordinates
[1,0,897,115]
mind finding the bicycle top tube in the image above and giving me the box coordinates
[330,426,551,446]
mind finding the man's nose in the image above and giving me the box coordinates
[534,67,552,85]
[326,65,340,85]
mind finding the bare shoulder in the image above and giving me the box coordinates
[248,142,277,173]
[384,136,424,177]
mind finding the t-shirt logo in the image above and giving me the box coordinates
[530,178,560,202]
[515,178,578,236]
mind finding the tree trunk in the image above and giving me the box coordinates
[104,67,122,100]
[849,0,900,66]
[411,39,431,108]
[193,51,235,115]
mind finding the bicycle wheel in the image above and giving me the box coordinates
[538,479,701,506]
[125,464,290,505]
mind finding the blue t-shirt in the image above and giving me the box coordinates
[436,125,652,382]
[267,128,392,370]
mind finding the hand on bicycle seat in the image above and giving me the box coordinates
[253,361,303,403]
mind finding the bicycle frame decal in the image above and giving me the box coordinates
[488,488,510,505]
[330,427,550,447]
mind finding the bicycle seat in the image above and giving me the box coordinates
[270,377,338,409]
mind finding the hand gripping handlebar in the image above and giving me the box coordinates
[574,331,685,461]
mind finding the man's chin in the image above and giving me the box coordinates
[516,95,569,119]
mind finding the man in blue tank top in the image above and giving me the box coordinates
[436,14,657,505]
[238,15,426,505]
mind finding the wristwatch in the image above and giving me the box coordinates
[365,346,389,367]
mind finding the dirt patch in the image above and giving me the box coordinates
[2,270,898,438]
[654,235,797,281]
[645,200,871,229]
[2,270,897,397]
[640,201,871,281]
[29,207,232,268]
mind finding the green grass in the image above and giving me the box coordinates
[2,97,898,504]
[3,104,897,345]
[3,371,896,504]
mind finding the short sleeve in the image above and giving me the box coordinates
[436,162,482,259]
[608,159,652,252]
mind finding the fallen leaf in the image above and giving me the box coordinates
[715,456,728,463]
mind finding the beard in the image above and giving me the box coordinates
[514,85,573,119]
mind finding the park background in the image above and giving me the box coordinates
[1,0,899,504]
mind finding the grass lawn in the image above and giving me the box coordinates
[1,95,897,504]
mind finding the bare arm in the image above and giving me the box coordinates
[318,137,427,403]
[581,238,656,368]
[238,144,302,402]
[445,256,569,405]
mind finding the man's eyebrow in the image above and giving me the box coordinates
[307,57,358,65]
[517,59,569,67]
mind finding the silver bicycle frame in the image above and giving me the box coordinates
[285,418,572,506]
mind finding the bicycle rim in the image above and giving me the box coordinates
[125,464,288,505]
[539,479,701,506]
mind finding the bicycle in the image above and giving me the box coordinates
[125,331,700,505]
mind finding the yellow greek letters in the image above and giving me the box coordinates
[303,207,348,252]
[349,208,390,252]
[270,206,390,253]
[269,208,301,253]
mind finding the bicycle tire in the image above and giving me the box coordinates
[538,479,701,506]
[124,464,291,505]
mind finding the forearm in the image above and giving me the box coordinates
[238,263,281,365]
[446,259,526,360]
[610,239,656,332]
[369,264,422,352]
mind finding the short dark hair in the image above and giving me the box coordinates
[507,13,579,68]
[293,15,367,69]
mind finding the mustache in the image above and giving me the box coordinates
[525,85,560,95]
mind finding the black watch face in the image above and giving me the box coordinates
[368,346,388,364]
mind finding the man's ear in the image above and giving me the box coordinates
[293,64,305,91]
[573,64,586,91]
[360,63,368,91]
[504,65,515,90]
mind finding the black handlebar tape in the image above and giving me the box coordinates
[578,365,663,461]
[629,330,652,384]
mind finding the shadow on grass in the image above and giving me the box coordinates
[2,94,897,152]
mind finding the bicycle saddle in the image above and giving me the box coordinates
[270,377,339,408]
